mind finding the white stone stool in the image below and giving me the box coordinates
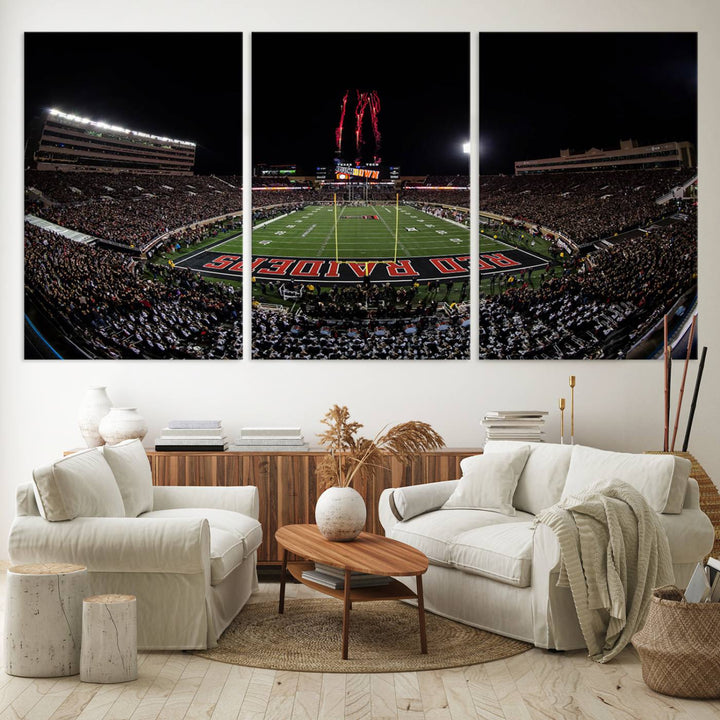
[80,594,138,683]
[4,563,87,677]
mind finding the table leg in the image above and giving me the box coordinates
[342,568,351,660]
[278,548,288,614]
[416,574,427,654]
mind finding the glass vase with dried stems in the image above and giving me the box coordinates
[314,405,445,540]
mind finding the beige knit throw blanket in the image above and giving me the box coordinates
[535,479,674,663]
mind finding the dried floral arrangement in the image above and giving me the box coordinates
[317,405,444,490]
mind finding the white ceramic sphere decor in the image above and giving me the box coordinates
[78,386,113,447]
[315,486,367,541]
[98,407,148,446]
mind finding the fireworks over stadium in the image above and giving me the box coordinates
[22,32,696,361]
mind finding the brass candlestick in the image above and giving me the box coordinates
[559,397,566,444]
[569,375,576,445]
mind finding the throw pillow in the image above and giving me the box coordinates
[101,438,154,517]
[483,440,573,515]
[562,445,691,514]
[32,448,125,521]
[442,446,531,515]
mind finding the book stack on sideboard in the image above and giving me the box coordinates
[154,420,228,451]
[229,427,309,452]
[482,410,548,442]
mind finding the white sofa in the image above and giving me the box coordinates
[379,442,715,651]
[8,440,262,651]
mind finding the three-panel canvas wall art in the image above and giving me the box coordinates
[24,32,697,360]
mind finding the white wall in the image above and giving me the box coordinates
[2,0,719,560]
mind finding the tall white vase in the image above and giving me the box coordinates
[315,486,367,541]
[98,407,148,446]
[78,386,113,447]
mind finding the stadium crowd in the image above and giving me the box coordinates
[479,169,695,244]
[25,224,242,359]
[477,205,697,358]
[24,166,696,360]
[34,188,241,249]
[252,307,470,360]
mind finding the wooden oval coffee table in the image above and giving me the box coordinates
[276,524,429,660]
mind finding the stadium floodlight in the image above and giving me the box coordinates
[463,141,470,154]
[47,107,196,147]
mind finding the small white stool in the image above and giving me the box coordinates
[4,562,87,677]
[80,594,138,683]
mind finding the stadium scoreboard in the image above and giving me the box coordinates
[335,162,380,181]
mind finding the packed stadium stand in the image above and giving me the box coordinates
[479,168,695,244]
[27,171,242,249]
[24,158,695,360]
[25,224,242,359]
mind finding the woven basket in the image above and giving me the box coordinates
[632,585,720,698]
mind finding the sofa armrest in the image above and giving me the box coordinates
[378,480,459,533]
[683,477,701,509]
[8,515,211,574]
[15,483,40,517]
[657,507,714,565]
[152,485,259,519]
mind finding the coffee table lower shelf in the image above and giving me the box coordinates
[281,561,427,659]
[287,562,419,602]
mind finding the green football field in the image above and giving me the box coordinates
[244,204,471,259]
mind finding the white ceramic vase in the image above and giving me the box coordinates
[78,386,113,447]
[98,407,148,446]
[314,486,367,541]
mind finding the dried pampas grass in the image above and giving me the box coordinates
[317,405,444,490]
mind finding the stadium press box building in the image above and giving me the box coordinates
[515,138,695,175]
[33,108,196,174]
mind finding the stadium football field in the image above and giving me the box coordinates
[250,204,469,259]
[174,203,550,285]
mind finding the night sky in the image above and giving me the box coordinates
[252,33,470,176]
[24,33,243,174]
[480,32,697,175]
[24,32,695,178]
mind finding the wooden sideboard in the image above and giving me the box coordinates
[147,448,480,565]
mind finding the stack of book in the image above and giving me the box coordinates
[154,420,228,451]
[229,427,309,452]
[482,410,548,442]
[301,563,391,590]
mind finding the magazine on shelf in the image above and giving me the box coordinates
[168,420,222,429]
[484,411,549,418]
[160,427,225,437]
[301,567,391,590]
[314,563,390,582]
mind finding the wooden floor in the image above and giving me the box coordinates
[1,564,719,719]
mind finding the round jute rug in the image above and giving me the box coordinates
[192,599,531,673]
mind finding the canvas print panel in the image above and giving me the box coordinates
[249,32,470,360]
[24,33,243,360]
[478,32,697,360]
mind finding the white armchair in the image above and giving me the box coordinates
[8,442,262,650]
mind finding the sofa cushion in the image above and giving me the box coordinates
[32,448,125,521]
[208,528,248,585]
[141,507,263,575]
[484,441,572,515]
[101,439,154,517]
[389,508,535,567]
[450,522,535,587]
[442,446,530,516]
[562,445,691,514]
